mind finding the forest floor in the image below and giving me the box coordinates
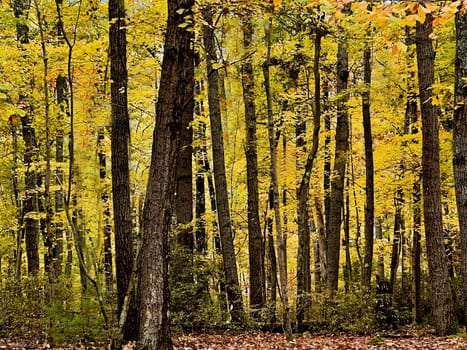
[2,330,467,349]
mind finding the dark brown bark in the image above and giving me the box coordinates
[175,94,194,250]
[326,33,349,293]
[416,6,453,335]
[109,0,136,339]
[202,7,245,324]
[453,5,467,326]
[241,15,265,320]
[137,0,194,347]
[362,38,374,289]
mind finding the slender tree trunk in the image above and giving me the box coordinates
[195,120,208,254]
[375,217,384,282]
[453,5,467,326]
[362,35,374,289]
[296,27,322,330]
[263,15,291,338]
[390,188,404,294]
[326,28,349,294]
[266,185,277,325]
[416,4,453,335]
[202,6,245,325]
[97,127,113,290]
[241,15,265,321]
[137,0,194,347]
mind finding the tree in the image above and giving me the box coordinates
[453,3,467,325]
[326,19,350,294]
[202,6,245,324]
[263,11,291,338]
[416,2,453,335]
[296,15,323,330]
[109,0,136,339]
[137,0,194,347]
[361,18,374,289]
[241,13,265,321]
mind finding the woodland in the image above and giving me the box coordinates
[0,0,467,348]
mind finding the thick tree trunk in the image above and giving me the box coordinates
[137,0,194,347]
[241,15,265,321]
[326,33,349,294]
[416,6,453,335]
[109,0,136,339]
[362,38,374,289]
[453,6,467,326]
[202,7,245,325]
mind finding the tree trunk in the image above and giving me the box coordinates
[109,0,136,339]
[326,30,349,294]
[97,127,113,290]
[263,15,291,338]
[266,185,277,325]
[453,5,467,326]
[296,27,322,330]
[416,5,453,335]
[14,0,39,277]
[390,188,404,295]
[241,15,265,321]
[361,36,374,289]
[202,6,245,325]
[137,0,194,347]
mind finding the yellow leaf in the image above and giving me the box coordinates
[273,0,282,6]
[406,1,418,13]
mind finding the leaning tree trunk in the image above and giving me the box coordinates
[453,4,467,326]
[137,0,194,348]
[241,15,265,321]
[416,4,453,335]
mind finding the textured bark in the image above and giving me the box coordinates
[416,6,453,335]
[361,39,374,289]
[109,0,136,339]
[241,15,265,320]
[202,7,245,324]
[175,94,193,250]
[137,0,194,347]
[326,33,349,293]
[453,6,467,326]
